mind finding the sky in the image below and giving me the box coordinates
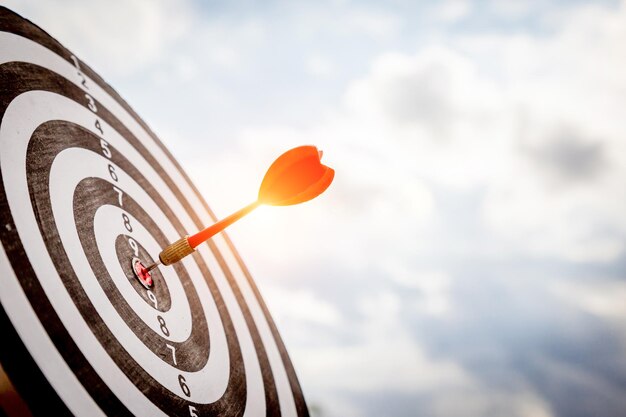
[4,0,626,416]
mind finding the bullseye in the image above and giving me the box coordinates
[132,257,153,288]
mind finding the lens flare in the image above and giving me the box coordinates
[154,145,335,268]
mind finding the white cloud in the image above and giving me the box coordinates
[477,2,626,262]
[434,0,472,23]
[306,54,335,78]
[197,18,267,71]
[344,8,402,40]
[343,46,512,189]
[263,286,342,327]
[293,289,471,395]
[384,264,452,317]
[337,1,626,262]
[5,0,195,77]
[550,279,626,321]
[292,3,402,42]
[431,386,555,417]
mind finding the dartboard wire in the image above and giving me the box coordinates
[0,10,305,416]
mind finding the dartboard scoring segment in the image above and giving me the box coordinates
[0,6,313,416]
[133,257,154,288]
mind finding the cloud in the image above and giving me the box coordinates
[341,2,626,262]
[525,127,606,184]
[292,3,402,42]
[550,278,626,321]
[306,54,335,78]
[5,0,195,77]
[433,0,472,23]
[204,2,626,415]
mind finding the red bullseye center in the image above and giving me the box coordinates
[132,258,153,288]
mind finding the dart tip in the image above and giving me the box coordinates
[145,261,161,272]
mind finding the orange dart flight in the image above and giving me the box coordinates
[151,145,334,270]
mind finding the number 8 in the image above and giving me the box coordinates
[122,213,132,233]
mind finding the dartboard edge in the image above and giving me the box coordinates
[0,6,308,417]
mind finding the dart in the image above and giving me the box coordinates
[146,145,334,271]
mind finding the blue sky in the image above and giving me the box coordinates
[6,0,626,416]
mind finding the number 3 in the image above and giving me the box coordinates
[85,93,97,112]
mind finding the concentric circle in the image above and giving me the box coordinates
[0,6,307,417]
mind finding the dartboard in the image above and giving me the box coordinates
[0,7,308,417]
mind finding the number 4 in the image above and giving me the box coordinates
[189,406,198,417]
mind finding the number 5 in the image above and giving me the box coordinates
[189,405,198,417]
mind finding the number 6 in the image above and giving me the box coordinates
[178,375,190,397]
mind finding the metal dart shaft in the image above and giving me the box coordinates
[145,260,161,272]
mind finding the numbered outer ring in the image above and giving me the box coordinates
[0,7,308,417]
